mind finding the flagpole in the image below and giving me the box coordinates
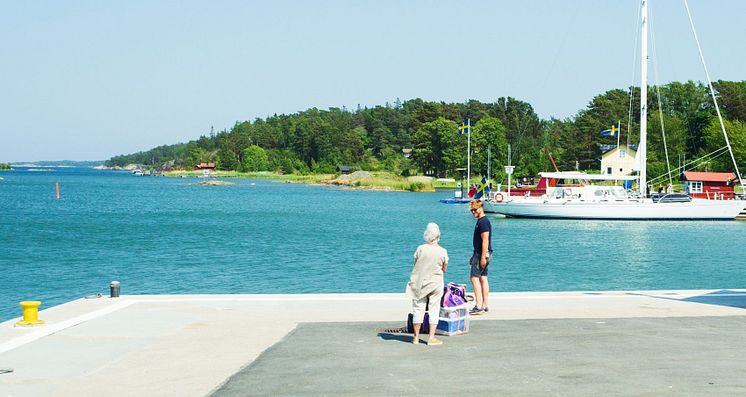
[487,144,491,183]
[467,118,471,191]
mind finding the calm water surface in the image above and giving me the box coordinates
[1,167,745,321]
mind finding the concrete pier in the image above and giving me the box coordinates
[1,290,745,396]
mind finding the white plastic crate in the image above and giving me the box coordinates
[439,304,468,319]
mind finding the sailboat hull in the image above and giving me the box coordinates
[490,199,746,220]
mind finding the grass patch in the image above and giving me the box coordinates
[349,177,434,192]
[164,170,435,192]
[432,179,459,189]
[164,170,332,182]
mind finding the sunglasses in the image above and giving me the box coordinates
[470,208,479,213]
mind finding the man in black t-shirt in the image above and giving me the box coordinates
[469,200,492,315]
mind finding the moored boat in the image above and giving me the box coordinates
[489,0,746,220]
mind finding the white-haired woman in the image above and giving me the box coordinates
[405,222,448,346]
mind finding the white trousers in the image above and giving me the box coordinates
[412,288,442,325]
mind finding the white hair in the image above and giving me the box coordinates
[423,222,441,243]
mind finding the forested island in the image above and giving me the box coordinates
[107,80,746,184]
[0,163,11,170]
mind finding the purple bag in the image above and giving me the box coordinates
[406,312,430,334]
[441,282,467,307]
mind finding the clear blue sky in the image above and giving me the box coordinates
[2,0,745,162]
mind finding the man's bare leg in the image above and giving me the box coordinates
[470,276,483,309]
[480,276,490,310]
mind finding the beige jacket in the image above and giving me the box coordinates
[405,243,448,300]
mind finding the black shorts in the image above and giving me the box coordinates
[470,253,491,277]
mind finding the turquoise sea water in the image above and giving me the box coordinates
[1,167,746,321]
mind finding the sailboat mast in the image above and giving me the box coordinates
[467,118,471,190]
[639,0,649,197]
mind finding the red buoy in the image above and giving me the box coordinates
[56,182,60,200]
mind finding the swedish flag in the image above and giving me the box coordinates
[600,121,620,137]
[473,177,490,199]
[458,121,470,135]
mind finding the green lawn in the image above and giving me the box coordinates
[163,170,438,192]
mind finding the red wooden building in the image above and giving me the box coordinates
[193,162,216,171]
[682,171,738,199]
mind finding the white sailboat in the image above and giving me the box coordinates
[491,0,745,220]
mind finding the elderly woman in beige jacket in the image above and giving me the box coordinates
[405,223,448,346]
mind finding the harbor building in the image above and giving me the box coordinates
[600,144,636,176]
[683,171,738,199]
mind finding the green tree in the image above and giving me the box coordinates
[471,117,508,178]
[647,112,688,180]
[660,81,713,156]
[702,118,746,173]
[412,117,461,177]
[544,118,574,171]
[241,145,269,172]
[572,89,634,171]
[216,147,239,171]
[185,146,209,169]
[492,97,544,174]
[267,149,308,174]
[712,80,746,123]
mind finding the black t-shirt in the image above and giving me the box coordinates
[473,216,492,254]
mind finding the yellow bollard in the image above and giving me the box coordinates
[16,301,45,326]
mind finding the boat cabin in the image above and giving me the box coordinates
[682,171,738,199]
[538,172,636,202]
[500,171,636,200]
[504,176,553,197]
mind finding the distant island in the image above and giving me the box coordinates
[11,160,104,168]
[0,163,11,170]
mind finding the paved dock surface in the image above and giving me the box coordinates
[214,317,746,396]
[1,290,745,396]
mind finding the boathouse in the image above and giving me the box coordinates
[336,165,352,174]
[600,144,637,176]
[682,171,738,199]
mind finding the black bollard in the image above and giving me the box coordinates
[110,281,121,298]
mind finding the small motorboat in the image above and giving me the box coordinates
[439,189,471,204]
[439,198,471,204]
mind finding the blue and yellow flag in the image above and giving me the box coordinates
[599,121,620,137]
[458,121,470,135]
[473,177,490,199]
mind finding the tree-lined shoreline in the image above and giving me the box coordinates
[107,80,746,185]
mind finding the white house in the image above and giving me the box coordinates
[600,144,637,176]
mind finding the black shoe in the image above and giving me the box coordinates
[469,307,484,315]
